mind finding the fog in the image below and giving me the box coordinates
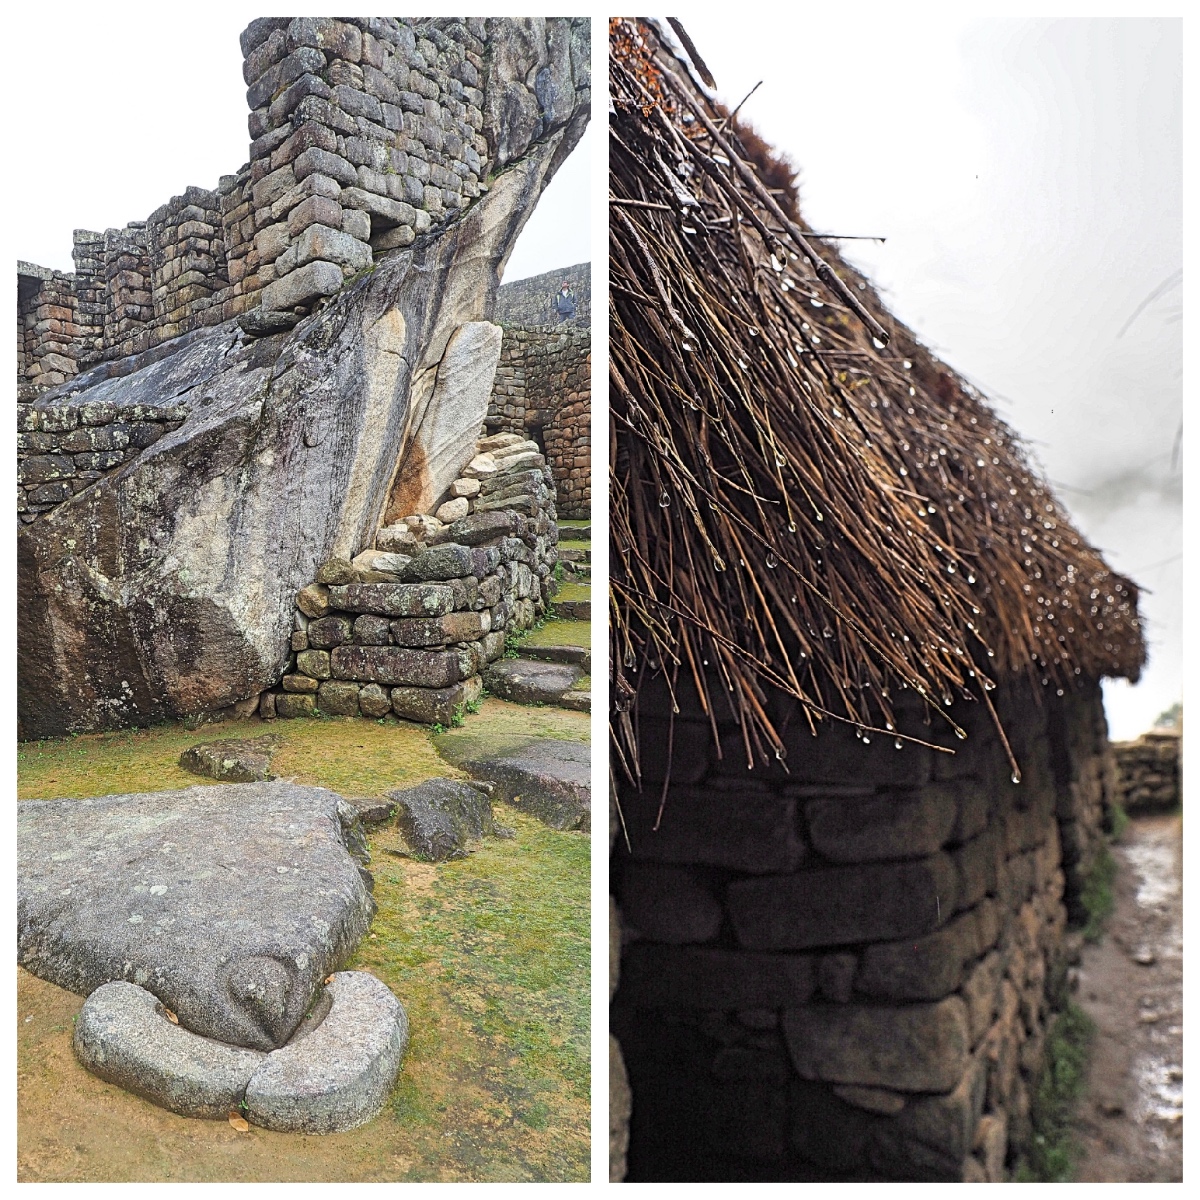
[672,15,1182,740]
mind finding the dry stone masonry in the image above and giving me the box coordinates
[493,262,590,328]
[612,677,1119,1181]
[15,18,585,387]
[1113,727,1181,814]
[262,432,559,726]
[16,17,589,740]
[489,276,590,519]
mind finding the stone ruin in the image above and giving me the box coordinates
[16,16,590,741]
[612,675,1121,1181]
[15,14,590,1132]
[488,272,591,520]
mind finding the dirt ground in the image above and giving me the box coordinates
[1071,813,1183,1181]
[16,706,591,1182]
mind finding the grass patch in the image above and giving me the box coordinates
[1015,1001,1096,1181]
[1080,843,1118,943]
[16,717,451,801]
[521,620,590,650]
[16,711,590,1181]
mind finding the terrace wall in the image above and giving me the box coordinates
[611,676,1116,1181]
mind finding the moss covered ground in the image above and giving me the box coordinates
[16,703,590,1182]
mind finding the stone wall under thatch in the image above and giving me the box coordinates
[611,676,1117,1182]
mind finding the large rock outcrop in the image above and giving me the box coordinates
[17,18,589,740]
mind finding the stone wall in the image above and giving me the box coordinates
[257,432,559,725]
[488,326,590,519]
[495,262,590,329]
[18,397,187,524]
[15,17,528,391]
[1113,728,1181,814]
[611,675,1116,1181]
[17,263,82,399]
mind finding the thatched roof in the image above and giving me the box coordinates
[609,18,1144,781]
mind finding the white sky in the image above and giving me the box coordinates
[673,14,1182,741]
[11,10,588,282]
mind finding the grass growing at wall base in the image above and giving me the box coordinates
[1080,844,1118,943]
[1014,1002,1096,1182]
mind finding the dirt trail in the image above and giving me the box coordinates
[1072,813,1182,1181]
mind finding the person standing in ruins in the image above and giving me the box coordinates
[554,282,576,323]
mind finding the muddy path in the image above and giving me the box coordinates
[1071,813,1182,1181]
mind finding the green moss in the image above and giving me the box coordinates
[17,717,452,802]
[1080,844,1118,943]
[521,620,590,650]
[1015,1001,1096,1181]
[552,581,590,603]
[17,712,590,1180]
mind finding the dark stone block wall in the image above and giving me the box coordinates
[611,674,1117,1181]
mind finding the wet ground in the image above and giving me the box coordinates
[1072,813,1182,1181]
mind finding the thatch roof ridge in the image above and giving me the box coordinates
[609,18,1144,779]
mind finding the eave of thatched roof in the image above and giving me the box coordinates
[609,18,1145,780]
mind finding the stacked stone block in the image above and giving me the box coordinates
[147,187,230,344]
[16,17,504,378]
[612,676,1111,1181]
[17,400,187,522]
[17,264,81,399]
[71,232,108,366]
[1113,728,1181,814]
[239,17,489,316]
[260,431,559,724]
[100,224,154,358]
[217,164,260,318]
[488,326,591,518]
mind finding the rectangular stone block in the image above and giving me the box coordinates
[782,996,970,1093]
[728,853,957,950]
[388,611,488,647]
[854,907,979,1001]
[293,223,372,272]
[782,718,933,787]
[390,676,482,726]
[260,259,343,312]
[805,784,957,863]
[276,692,317,718]
[619,944,815,1010]
[326,581,455,618]
[330,644,471,689]
[622,784,804,874]
[317,680,361,717]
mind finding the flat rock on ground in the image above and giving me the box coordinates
[18,782,376,1051]
[484,658,584,705]
[434,731,590,832]
[179,735,282,782]
[383,779,505,862]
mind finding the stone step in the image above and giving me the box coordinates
[559,521,592,541]
[523,642,591,672]
[561,560,591,581]
[483,657,585,708]
[521,617,589,656]
[559,688,590,714]
[558,540,591,564]
[552,581,590,622]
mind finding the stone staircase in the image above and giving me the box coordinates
[557,520,591,582]
[482,523,591,713]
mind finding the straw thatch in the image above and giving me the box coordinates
[609,18,1144,783]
